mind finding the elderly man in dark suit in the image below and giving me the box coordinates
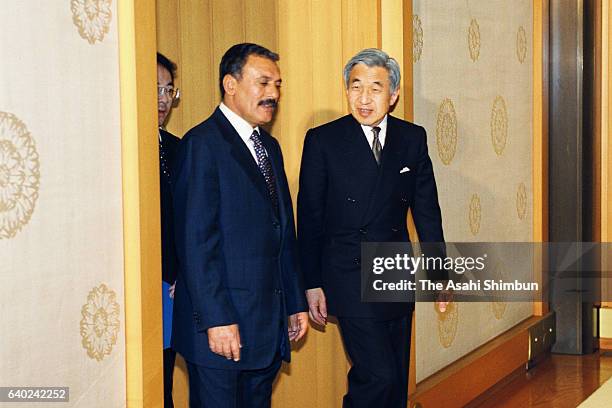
[172,43,308,408]
[297,48,449,408]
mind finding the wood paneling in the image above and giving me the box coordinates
[410,317,538,408]
[533,0,549,317]
[473,351,612,407]
[156,0,183,137]
[119,0,163,406]
[178,0,215,132]
[601,0,612,308]
[380,0,405,119]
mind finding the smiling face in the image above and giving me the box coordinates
[157,63,174,127]
[346,63,399,126]
[222,55,281,127]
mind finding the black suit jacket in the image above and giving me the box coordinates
[297,114,444,320]
[159,128,180,284]
[172,108,306,370]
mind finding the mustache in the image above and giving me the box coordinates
[258,99,278,108]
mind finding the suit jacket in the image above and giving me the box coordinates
[172,107,306,370]
[297,114,445,320]
[159,128,180,284]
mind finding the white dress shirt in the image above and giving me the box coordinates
[219,102,263,161]
[360,114,388,149]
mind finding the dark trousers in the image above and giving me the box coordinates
[164,348,176,408]
[185,355,282,408]
[337,314,412,408]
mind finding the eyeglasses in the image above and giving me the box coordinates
[158,86,180,100]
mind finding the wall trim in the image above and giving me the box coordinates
[410,316,545,407]
[118,0,163,406]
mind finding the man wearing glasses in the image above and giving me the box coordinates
[157,51,181,408]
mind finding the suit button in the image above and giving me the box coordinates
[359,228,367,235]
[353,258,360,265]
[347,197,357,203]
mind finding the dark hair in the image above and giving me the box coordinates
[157,52,177,82]
[219,43,279,98]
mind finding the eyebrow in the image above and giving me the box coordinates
[258,75,282,83]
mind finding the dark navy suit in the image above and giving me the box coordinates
[297,114,445,408]
[172,108,306,407]
[159,128,180,408]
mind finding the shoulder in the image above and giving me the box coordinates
[160,129,180,144]
[389,115,425,134]
[309,115,353,136]
[182,113,222,146]
[389,115,427,144]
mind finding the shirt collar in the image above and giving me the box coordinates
[360,114,388,138]
[219,102,260,143]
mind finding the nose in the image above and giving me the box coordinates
[358,88,371,104]
[159,91,171,104]
[267,83,280,100]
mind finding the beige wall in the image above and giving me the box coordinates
[0,1,127,406]
[412,0,535,381]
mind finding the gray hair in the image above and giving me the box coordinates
[343,48,401,93]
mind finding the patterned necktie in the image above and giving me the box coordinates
[250,130,279,212]
[371,126,382,165]
[159,133,172,185]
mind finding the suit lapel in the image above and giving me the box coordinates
[212,108,271,204]
[342,116,380,170]
[338,116,380,222]
[360,116,404,224]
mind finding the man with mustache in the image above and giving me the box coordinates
[172,43,308,407]
[298,48,449,408]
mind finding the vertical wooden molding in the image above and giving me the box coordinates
[156,0,183,137]
[403,0,414,122]
[593,0,603,244]
[377,0,383,48]
[601,0,612,307]
[379,0,405,119]
[118,0,163,406]
[533,0,550,316]
[603,0,609,243]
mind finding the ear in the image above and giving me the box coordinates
[223,74,237,96]
[390,89,400,106]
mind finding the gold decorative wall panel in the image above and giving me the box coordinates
[0,112,40,239]
[413,0,534,382]
[0,1,126,406]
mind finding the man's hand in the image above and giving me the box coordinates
[168,281,176,299]
[207,324,241,361]
[306,288,327,326]
[435,289,453,313]
[288,312,309,342]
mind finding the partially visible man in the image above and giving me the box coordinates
[157,51,181,408]
[172,43,308,408]
[298,48,449,408]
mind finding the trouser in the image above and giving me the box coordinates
[337,314,412,408]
